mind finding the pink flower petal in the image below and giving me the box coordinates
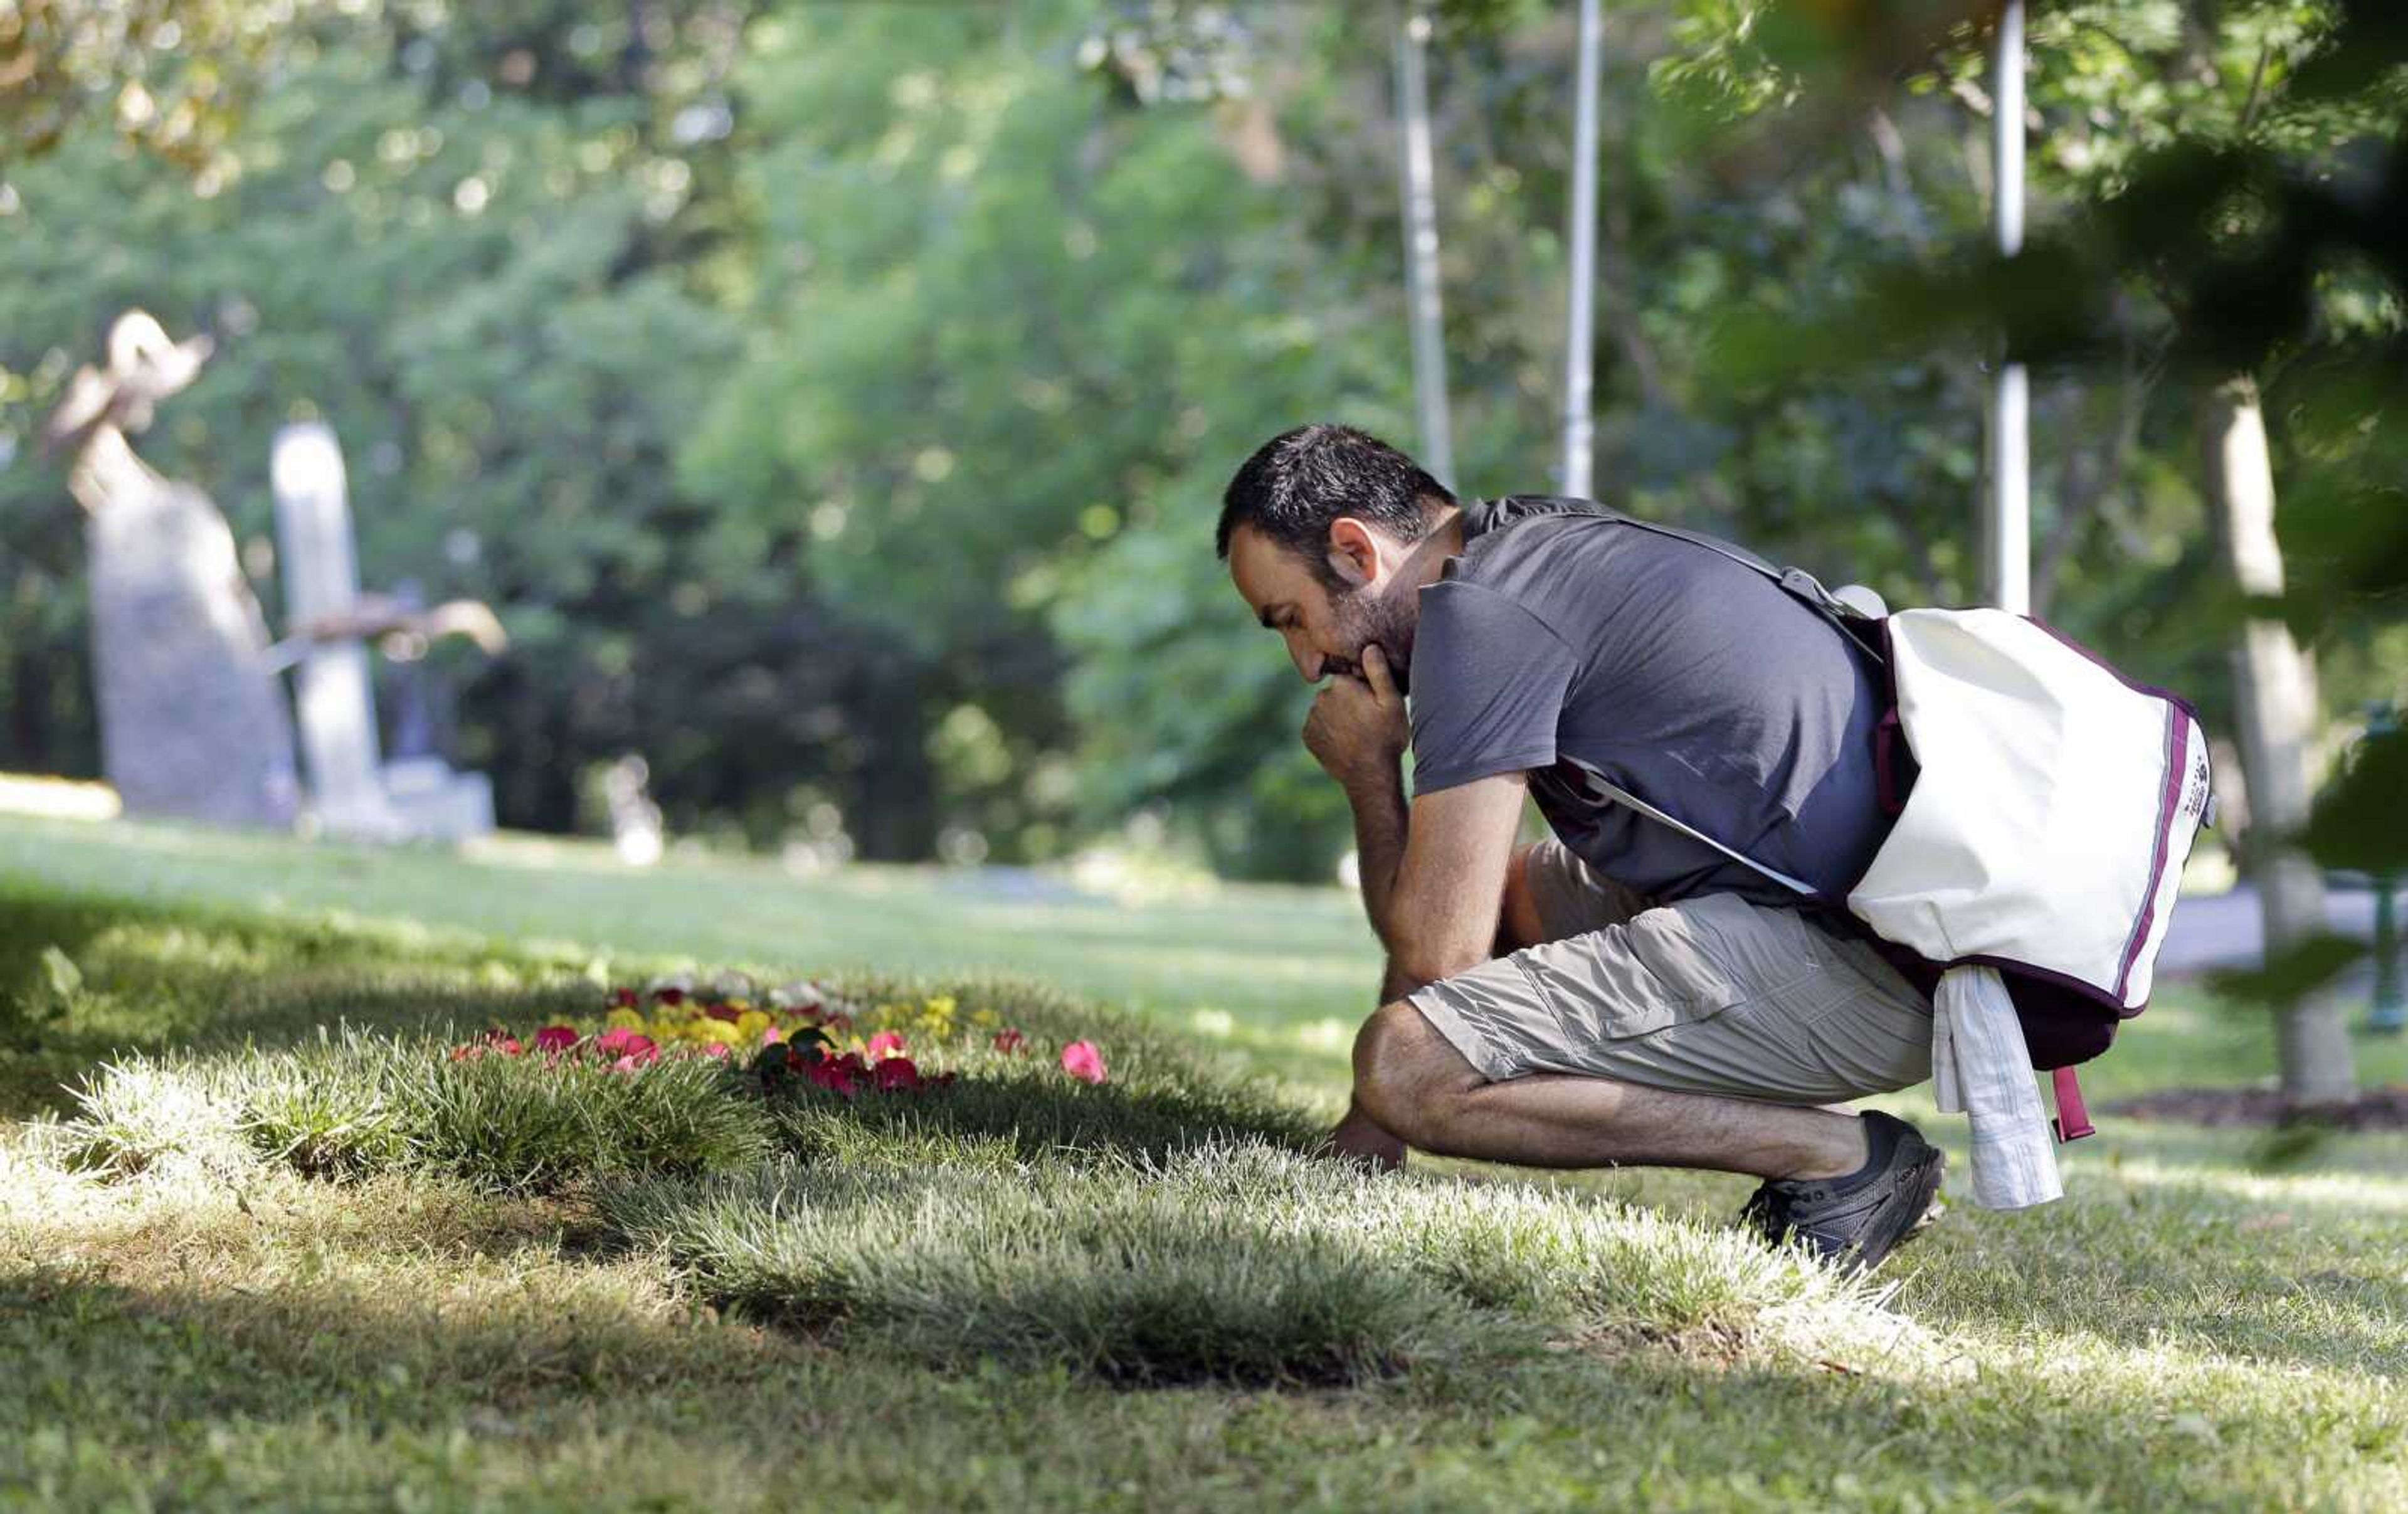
[866,1030,907,1061]
[532,1025,580,1054]
[1059,1040,1107,1086]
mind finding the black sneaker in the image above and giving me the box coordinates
[1739,1111,1946,1274]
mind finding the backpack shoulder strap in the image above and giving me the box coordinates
[1566,762,1821,900]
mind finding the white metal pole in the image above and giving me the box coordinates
[1561,0,1604,499]
[1987,0,2030,613]
[1395,2,1454,489]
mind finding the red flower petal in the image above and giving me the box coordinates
[992,1027,1026,1054]
[532,1025,580,1054]
[655,987,687,1006]
[872,1056,922,1092]
[865,1030,907,1060]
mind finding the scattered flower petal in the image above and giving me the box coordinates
[866,1030,908,1061]
[532,1025,579,1054]
[1060,1040,1107,1085]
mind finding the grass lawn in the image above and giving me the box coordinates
[3,812,2404,1511]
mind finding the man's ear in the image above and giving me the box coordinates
[1325,517,1380,588]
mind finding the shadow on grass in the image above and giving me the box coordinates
[769,1070,1321,1170]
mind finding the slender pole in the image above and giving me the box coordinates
[1985,0,2030,613]
[2370,703,2404,1034]
[1561,0,1604,499]
[1395,1,1454,489]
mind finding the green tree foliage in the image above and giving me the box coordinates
[3,0,2398,884]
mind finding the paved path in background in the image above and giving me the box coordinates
[2160,881,2401,977]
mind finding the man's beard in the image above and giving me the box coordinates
[1326,583,1416,694]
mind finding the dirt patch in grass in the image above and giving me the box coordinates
[2110,1083,2408,1129]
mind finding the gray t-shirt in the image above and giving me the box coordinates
[1408,496,1890,907]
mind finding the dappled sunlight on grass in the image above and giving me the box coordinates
[2093,1153,2408,1215]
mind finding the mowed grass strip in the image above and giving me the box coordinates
[61,1034,775,1192]
[50,978,1918,1392]
[600,1143,1920,1389]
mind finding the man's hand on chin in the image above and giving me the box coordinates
[1316,1099,1407,1174]
[1302,643,1408,790]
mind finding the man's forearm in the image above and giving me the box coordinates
[1343,765,1410,953]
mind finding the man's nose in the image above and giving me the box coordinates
[1290,643,1323,683]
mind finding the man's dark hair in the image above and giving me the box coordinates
[1215,425,1454,578]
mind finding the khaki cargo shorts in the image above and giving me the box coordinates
[1408,840,1935,1106]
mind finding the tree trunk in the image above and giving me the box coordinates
[2200,374,2356,1107]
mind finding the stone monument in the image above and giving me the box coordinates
[43,311,300,827]
[268,421,504,841]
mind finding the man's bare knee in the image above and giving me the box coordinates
[1353,1000,1484,1149]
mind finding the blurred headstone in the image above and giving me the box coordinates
[271,425,499,841]
[272,422,406,839]
[45,312,300,827]
[377,580,496,840]
[603,756,665,867]
[384,580,446,763]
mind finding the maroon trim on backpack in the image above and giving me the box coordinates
[2113,705,2191,1003]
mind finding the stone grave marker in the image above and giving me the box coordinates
[269,423,501,840]
[46,311,300,827]
[272,421,406,839]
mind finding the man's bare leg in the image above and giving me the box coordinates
[1351,999,1870,1183]
[1328,842,1550,1174]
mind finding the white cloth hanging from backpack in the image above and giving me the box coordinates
[1931,964,2062,1210]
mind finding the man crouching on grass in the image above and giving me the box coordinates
[1219,423,1947,1273]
